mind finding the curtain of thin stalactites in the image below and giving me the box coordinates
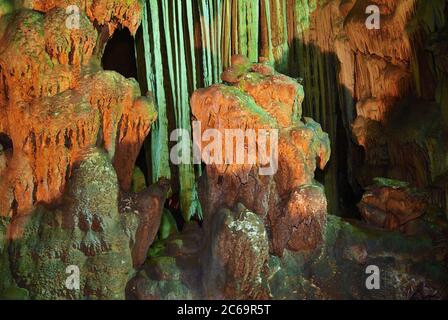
[138,0,340,220]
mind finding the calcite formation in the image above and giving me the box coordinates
[130,203,447,300]
[3,149,169,299]
[127,0,447,301]
[128,59,332,300]
[126,222,201,300]
[267,214,448,300]
[0,0,151,218]
[358,178,448,239]
[21,0,142,35]
[191,55,331,256]
[358,178,428,231]
[128,47,445,302]
[293,0,448,210]
[0,0,447,301]
[0,0,168,299]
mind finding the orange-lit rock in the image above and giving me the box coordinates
[31,0,142,35]
[191,57,331,255]
[0,4,155,217]
[271,184,327,254]
[202,204,270,299]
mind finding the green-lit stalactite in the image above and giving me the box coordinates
[260,0,274,62]
[199,0,214,86]
[159,0,202,221]
[246,0,259,63]
[141,0,171,182]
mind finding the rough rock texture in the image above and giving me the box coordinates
[2,148,168,300]
[26,0,142,35]
[1,0,447,301]
[130,211,448,300]
[122,178,171,268]
[267,215,448,300]
[270,184,327,253]
[0,0,169,300]
[191,56,330,256]
[358,178,428,230]
[358,178,448,238]
[127,53,447,300]
[224,0,447,216]
[201,204,270,300]
[285,0,448,214]
[7,149,137,299]
[0,2,153,218]
[126,222,203,300]
[127,204,271,300]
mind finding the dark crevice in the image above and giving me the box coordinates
[102,27,138,79]
[102,27,149,184]
[0,133,13,153]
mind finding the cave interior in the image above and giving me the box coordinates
[0,0,447,300]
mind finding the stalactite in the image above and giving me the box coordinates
[160,0,202,221]
[141,0,171,183]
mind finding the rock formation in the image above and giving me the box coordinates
[0,0,447,301]
[0,2,153,216]
[1,149,169,299]
[0,0,170,299]
[201,204,270,300]
[358,178,448,239]
[287,0,448,214]
[129,58,447,300]
[191,55,330,256]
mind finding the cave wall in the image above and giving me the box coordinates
[138,0,448,218]
[0,1,446,220]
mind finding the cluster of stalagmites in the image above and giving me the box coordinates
[129,56,447,300]
[127,55,331,300]
[192,55,331,257]
[194,56,330,298]
[0,0,172,299]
